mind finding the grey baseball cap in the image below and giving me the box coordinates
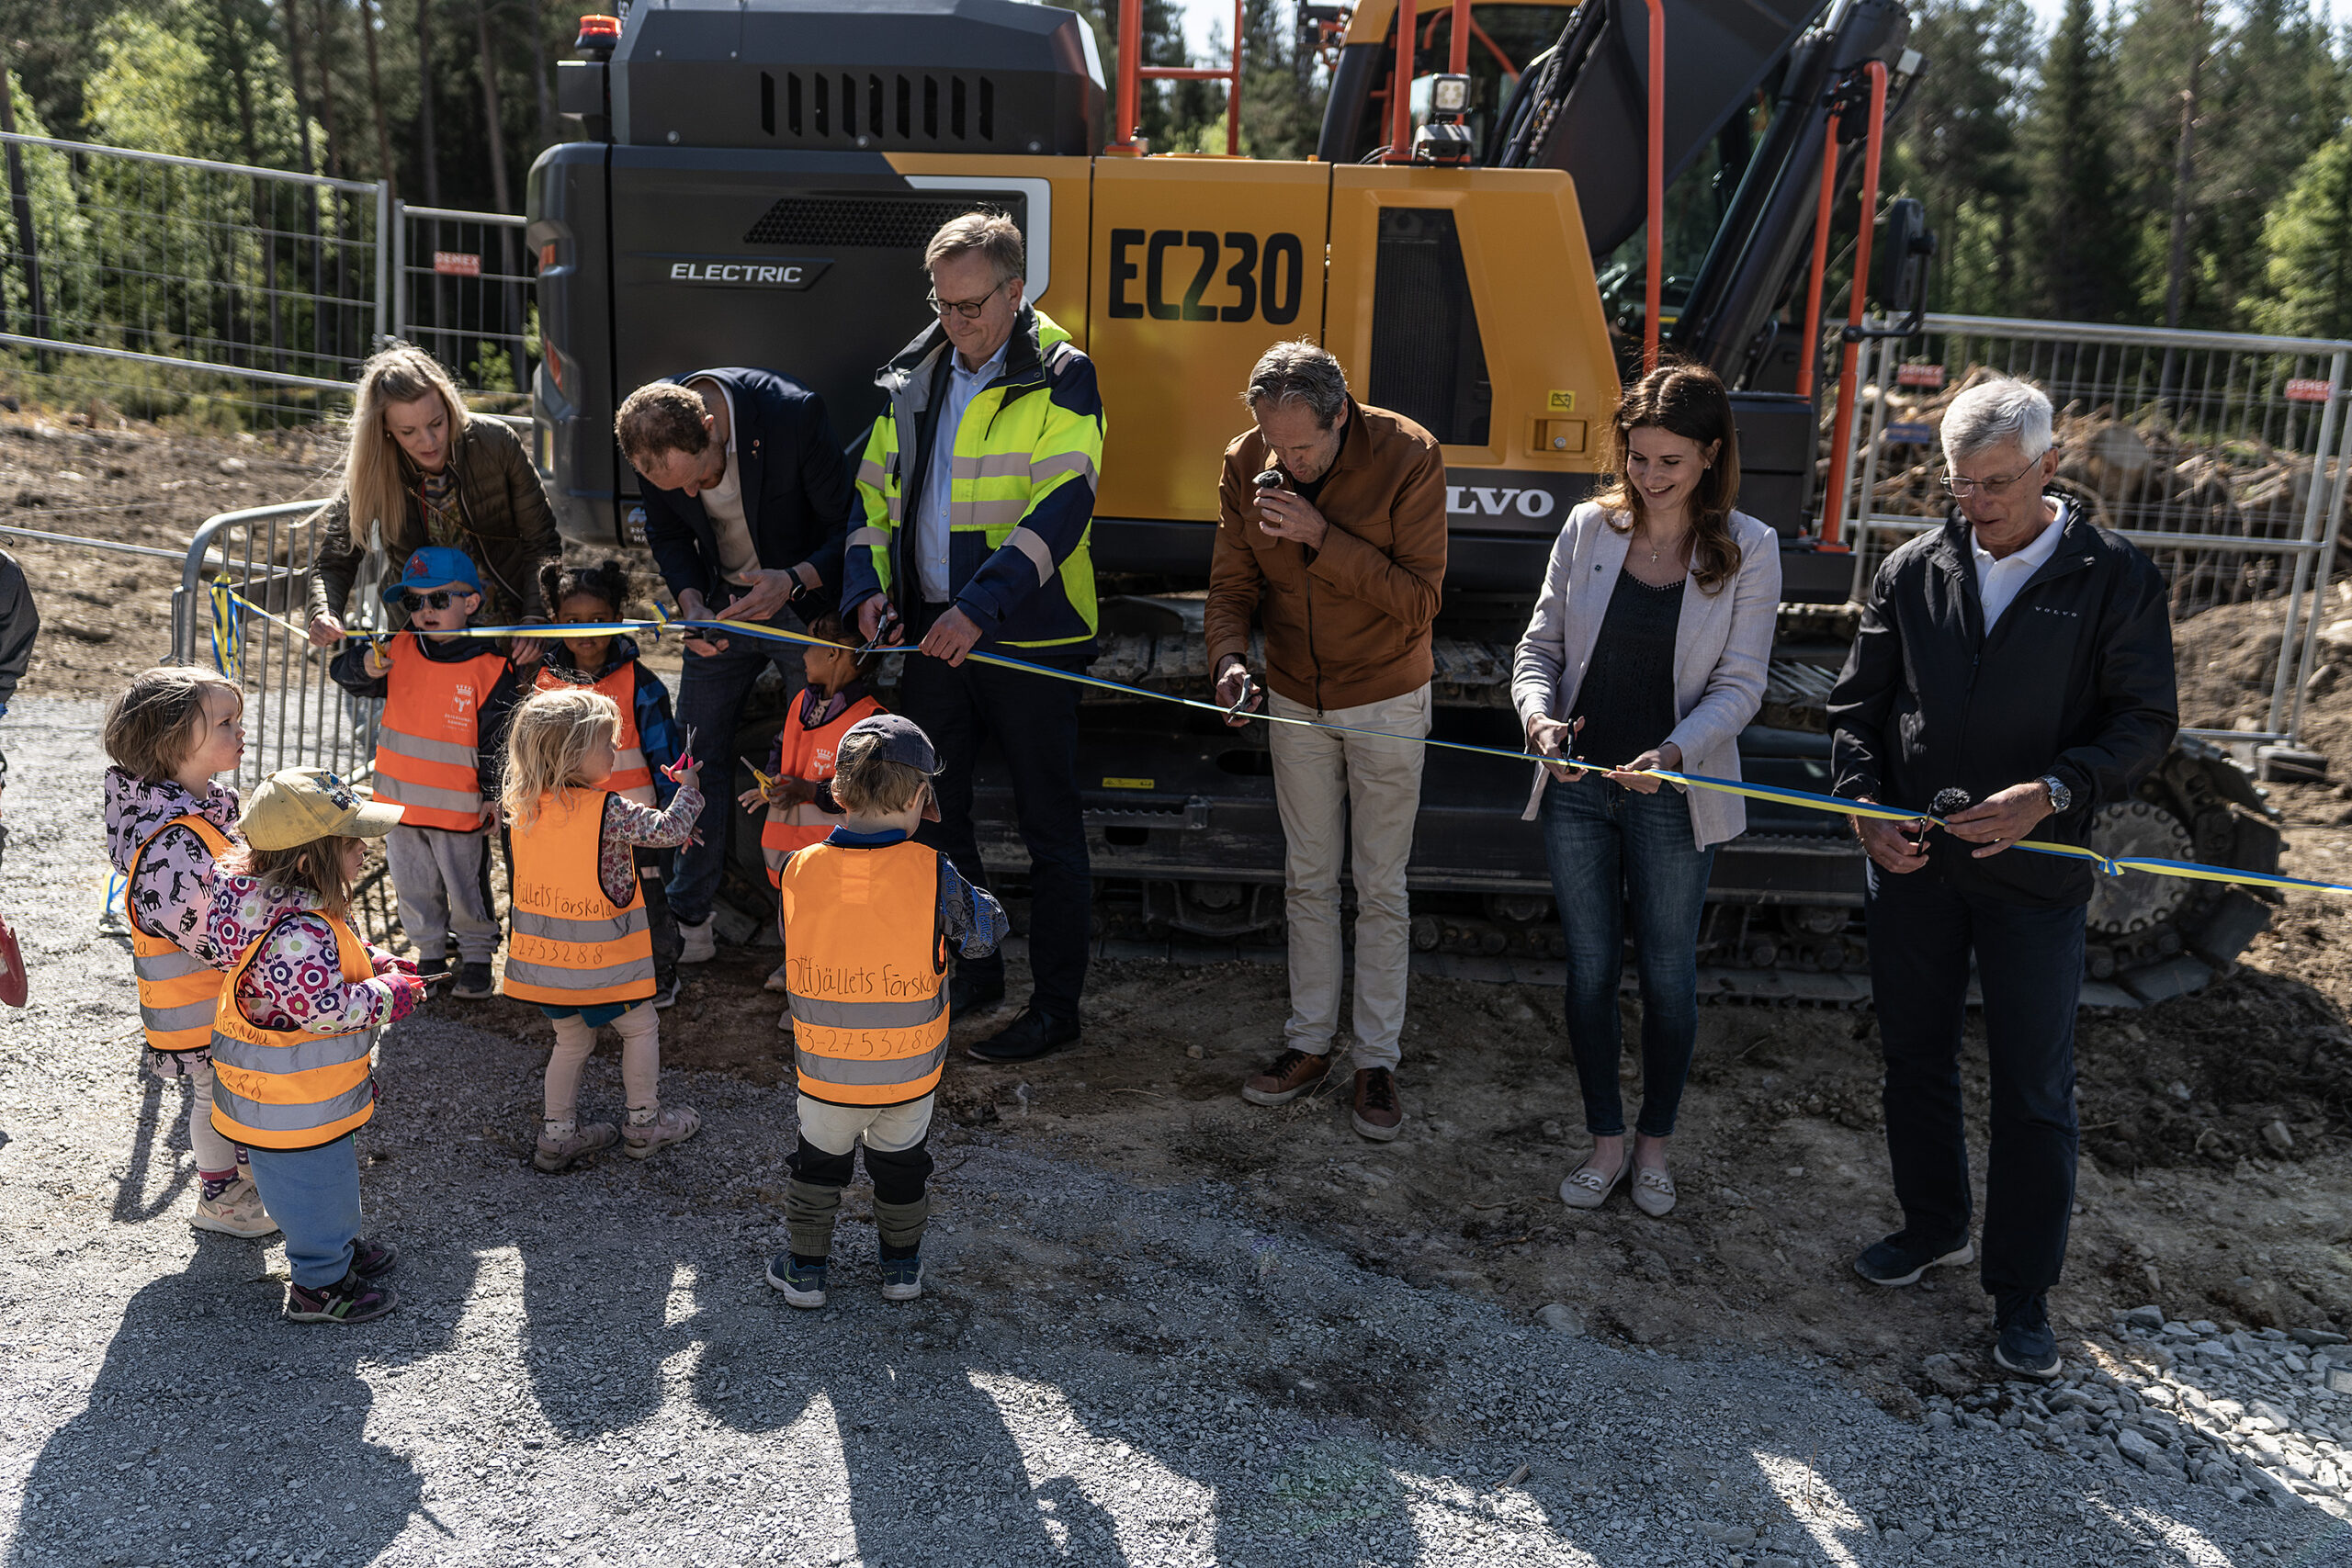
[842,713,939,775]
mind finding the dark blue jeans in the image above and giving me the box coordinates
[1866,863,2084,1303]
[669,618,804,927]
[896,645,1091,1019]
[1540,778,1715,1138]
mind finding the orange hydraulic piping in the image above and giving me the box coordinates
[1385,0,1419,162]
[1448,0,1471,74]
[1111,0,1143,152]
[1794,133,1839,400]
[1228,0,1244,154]
[1643,0,1665,371]
[1815,58,1888,552]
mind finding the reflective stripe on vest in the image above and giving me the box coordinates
[126,814,233,1053]
[536,662,656,805]
[503,787,656,1007]
[374,632,506,830]
[777,838,949,1107]
[208,912,377,1150]
[760,694,884,885]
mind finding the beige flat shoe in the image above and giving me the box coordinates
[1558,1156,1628,1210]
[1631,1164,1677,1217]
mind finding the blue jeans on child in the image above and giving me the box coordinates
[243,1135,363,1288]
[1540,777,1716,1139]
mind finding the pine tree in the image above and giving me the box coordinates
[2022,0,2136,321]
[2244,129,2352,339]
[1895,0,2036,315]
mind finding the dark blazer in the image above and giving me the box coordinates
[1827,501,2179,908]
[637,367,854,612]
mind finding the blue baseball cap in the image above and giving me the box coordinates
[382,545,483,605]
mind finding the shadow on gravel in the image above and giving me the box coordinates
[9,1264,424,1568]
[108,1077,191,1224]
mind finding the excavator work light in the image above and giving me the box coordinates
[1412,73,1475,164]
[574,13,621,53]
[1429,73,1471,118]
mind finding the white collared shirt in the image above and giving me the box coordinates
[1971,499,2067,631]
[916,338,1009,604]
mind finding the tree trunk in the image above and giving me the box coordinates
[278,0,319,175]
[418,0,441,206]
[2161,0,2205,331]
[217,0,261,164]
[312,0,344,178]
[477,0,513,214]
[359,0,396,196]
[530,0,557,151]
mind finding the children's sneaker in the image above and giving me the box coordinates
[776,1004,796,1035]
[765,1253,828,1308]
[451,961,495,1000]
[879,1255,924,1303]
[764,958,793,994]
[679,917,717,964]
[351,1236,399,1278]
[534,1120,619,1173]
[284,1270,399,1324]
[191,1177,277,1238]
[652,976,681,1010]
[622,1105,700,1160]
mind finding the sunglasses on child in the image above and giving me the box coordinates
[399,589,469,612]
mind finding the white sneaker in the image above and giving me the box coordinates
[776,1003,796,1035]
[678,918,716,964]
[192,1177,278,1238]
[763,958,793,994]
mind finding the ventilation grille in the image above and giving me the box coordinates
[743,194,1028,250]
[1368,207,1490,447]
[757,70,998,147]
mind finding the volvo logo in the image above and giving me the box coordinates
[1446,484,1557,519]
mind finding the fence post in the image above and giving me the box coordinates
[373,179,391,346]
[390,197,406,342]
[2286,347,2351,744]
[2266,347,2346,738]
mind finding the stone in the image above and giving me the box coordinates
[2290,1327,2349,1348]
[2115,1429,2165,1469]
[2328,1369,2352,1396]
[1699,1523,1756,1547]
[2262,1120,2295,1155]
[1536,1303,1583,1336]
[2124,1304,2165,1331]
[218,457,248,474]
[2048,1389,2098,1413]
[1921,1354,1974,1396]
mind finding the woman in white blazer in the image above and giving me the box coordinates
[1510,363,1781,1218]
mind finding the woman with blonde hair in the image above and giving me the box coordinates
[1511,360,1781,1219]
[302,343,561,653]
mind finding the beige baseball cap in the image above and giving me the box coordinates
[242,766,404,851]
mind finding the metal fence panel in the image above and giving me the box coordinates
[392,203,537,413]
[1828,314,2352,747]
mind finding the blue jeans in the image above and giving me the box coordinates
[1540,779,1715,1138]
[1865,863,2084,1302]
[243,1135,363,1288]
[669,620,804,926]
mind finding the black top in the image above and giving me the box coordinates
[1828,502,2178,908]
[1569,569,1684,767]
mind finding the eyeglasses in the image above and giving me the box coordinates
[1939,467,2035,497]
[399,590,465,613]
[926,278,1006,321]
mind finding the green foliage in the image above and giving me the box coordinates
[2244,130,2352,339]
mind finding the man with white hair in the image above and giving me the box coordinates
[1827,375,2177,1379]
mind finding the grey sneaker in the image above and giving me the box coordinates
[623,1105,700,1160]
[191,1176,277,1238]
[534,1121,618,1173]
[451,962,495,1000]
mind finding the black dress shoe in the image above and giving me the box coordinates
[948,969,1005,1015]
[966,1006,1080,1064]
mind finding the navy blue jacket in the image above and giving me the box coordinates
[637,367,854,614]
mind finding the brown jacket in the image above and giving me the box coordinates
[1205,399,1447,712]
[305,414,562,627]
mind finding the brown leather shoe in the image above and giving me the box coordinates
[1240,1048,1331,1106]
[1351,1066,1403,1141]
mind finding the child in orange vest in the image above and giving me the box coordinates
[534,558,689,1009]
[737,610,883,1011]
[328,547,525,1001]
[102,665,275,1238]
[501,685,705,1172]
[766,715,1006,1310]
[206,767,424,1324]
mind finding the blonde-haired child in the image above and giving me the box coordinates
[501,685,704,1171]
[103,664,273,1238]
[206,767,424,1323]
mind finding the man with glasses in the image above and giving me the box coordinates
[615,369,856,964]
[1828,377,2177,1380]
[843,210,1106,1063]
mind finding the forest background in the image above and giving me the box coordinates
[0,0,2349,345]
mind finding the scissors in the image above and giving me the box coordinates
[662,725,699,784]
[1223,668,1261,723]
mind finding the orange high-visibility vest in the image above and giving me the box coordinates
[125,814,234,1054]
[761,693,885,885]
[373,631,508,831]
[536,662,656,805]
[503,787,656,1008]
[777,838,948,1107]
[209,912,378,1150]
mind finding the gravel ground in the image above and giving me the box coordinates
[3,696,2351,1568]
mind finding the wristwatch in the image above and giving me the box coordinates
[2037,773,2072,815]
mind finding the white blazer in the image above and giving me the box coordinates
[1509,503,1782,849]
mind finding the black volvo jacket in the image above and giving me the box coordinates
[1826,502,2179,908]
